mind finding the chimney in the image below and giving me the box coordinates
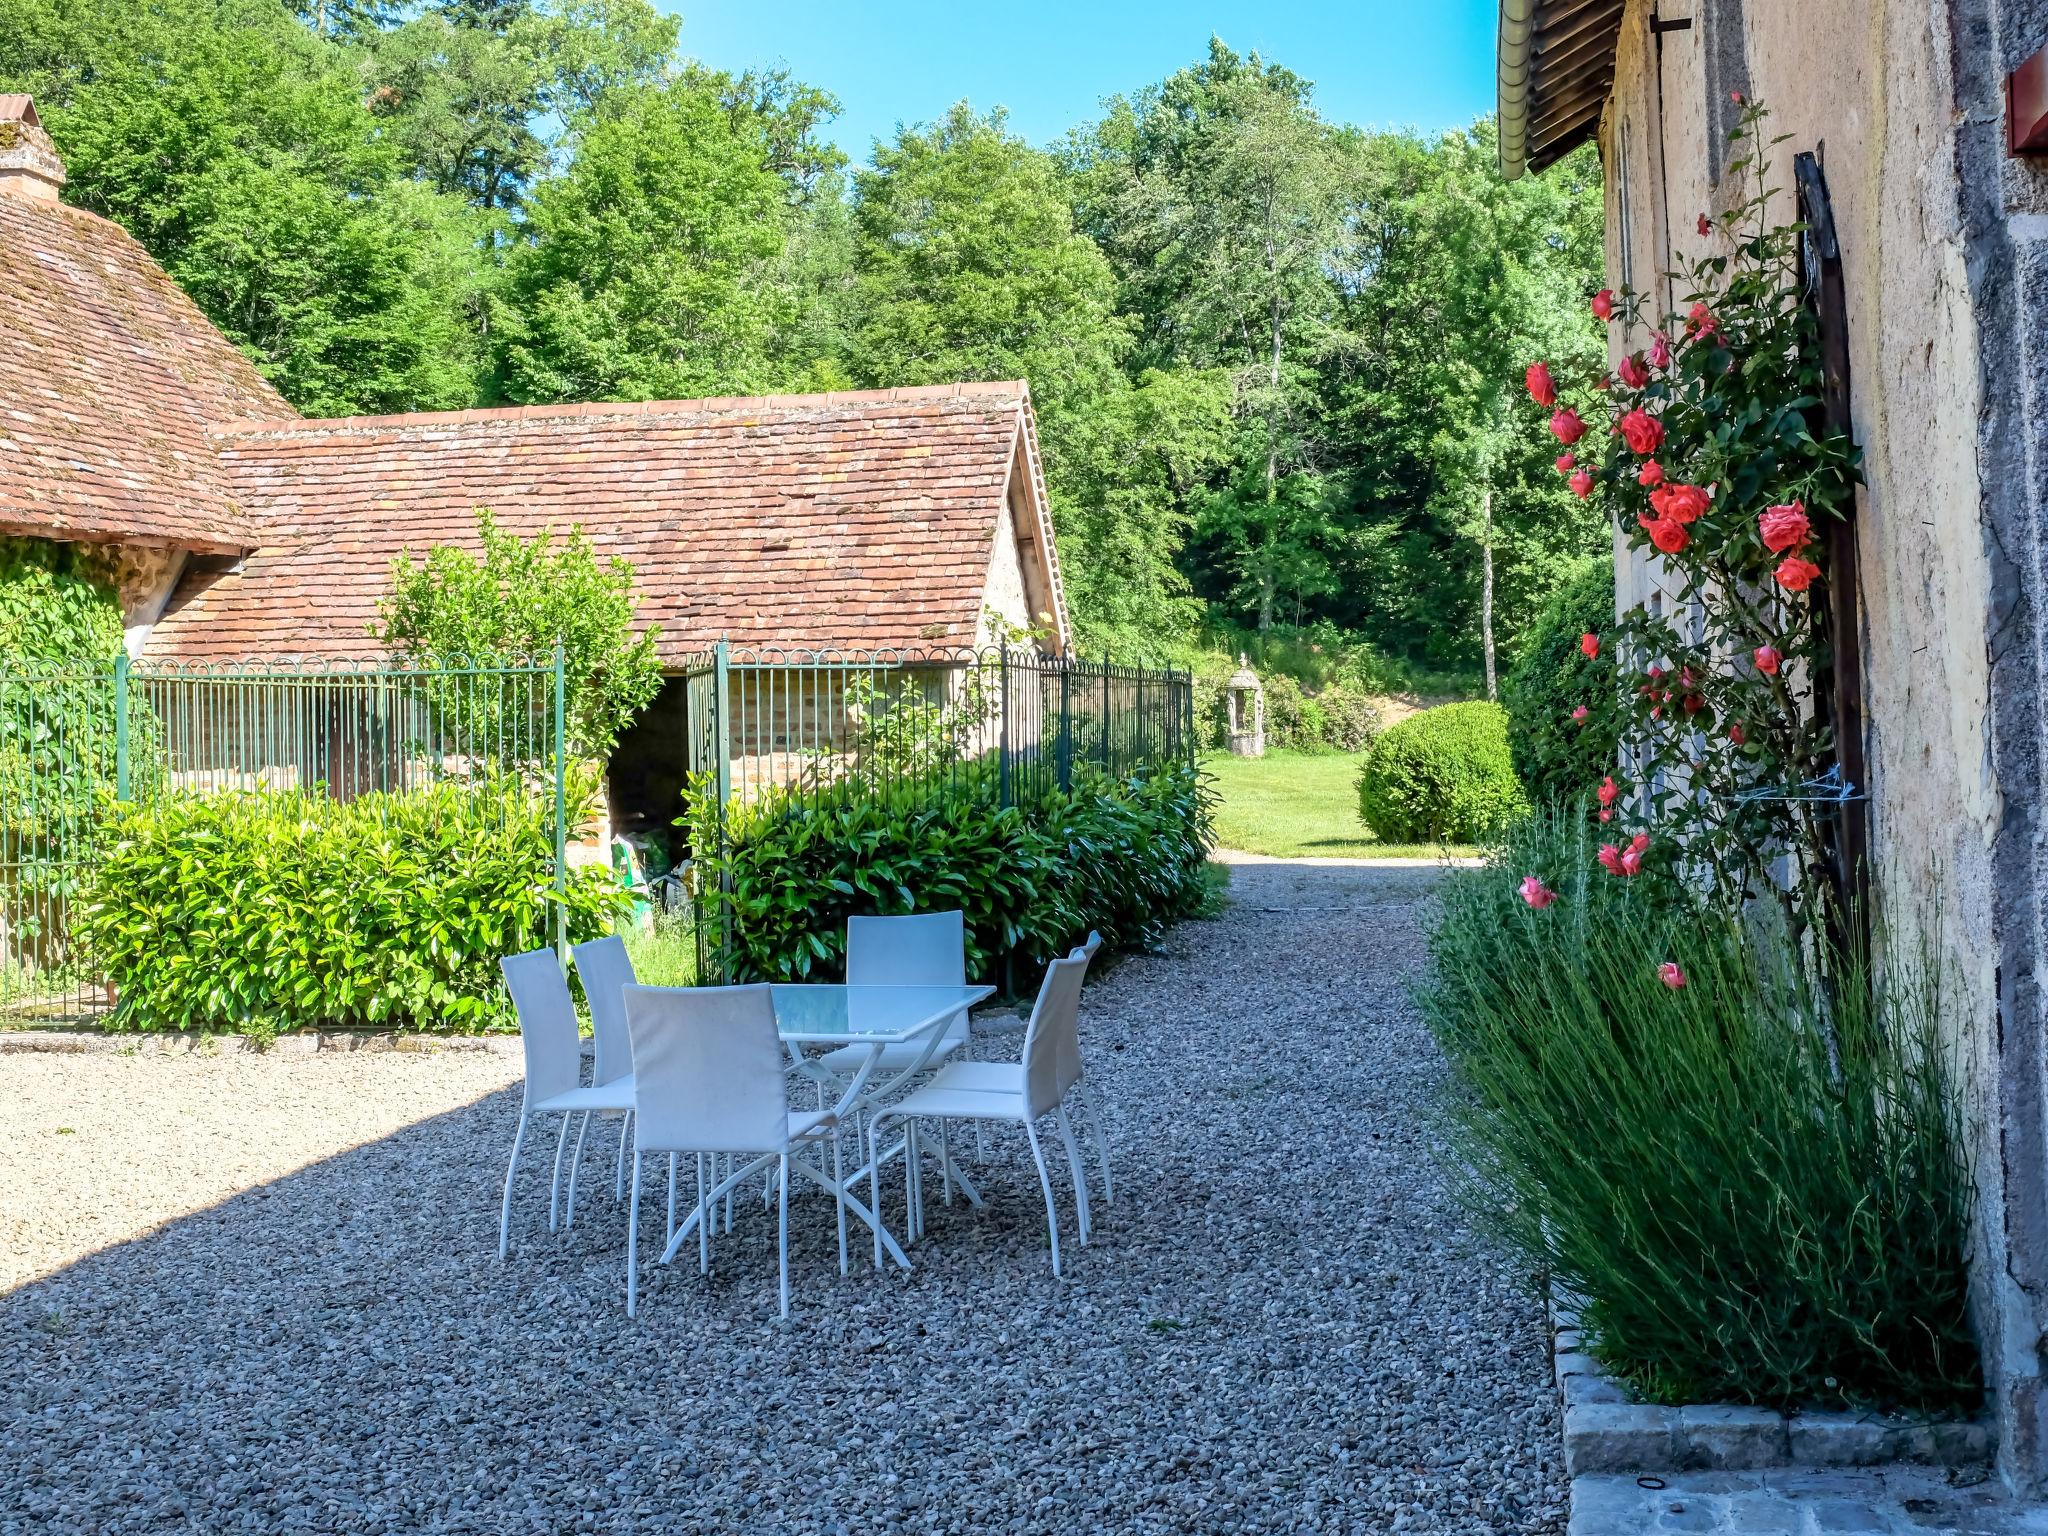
[0,96,66,202]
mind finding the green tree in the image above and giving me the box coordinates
[850,104,1220,648]
[1069,40,1359,631]
[493,77,792,402]
[377,510,663,758]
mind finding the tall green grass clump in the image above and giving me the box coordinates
[1422,810,1979,1412]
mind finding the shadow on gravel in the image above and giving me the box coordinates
[0,878,1561,1535]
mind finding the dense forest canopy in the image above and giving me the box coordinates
[0,0,1606,678]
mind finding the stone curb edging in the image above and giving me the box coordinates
[1551,1293,1995,1477]
[0,1029,522,1057]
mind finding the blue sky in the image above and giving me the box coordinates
[663,1,1499,163]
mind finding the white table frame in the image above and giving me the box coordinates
[653,983,994,1272]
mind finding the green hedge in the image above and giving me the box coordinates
[1422,811,1978,1411]
[81,780,627,1037]
[1355,701,1528,843]
[694,759,1217,986]
[1502,560,1619,806]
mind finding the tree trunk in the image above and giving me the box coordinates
[1481,483,1497,701]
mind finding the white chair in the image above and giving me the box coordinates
[622,984,845,1319]
[564,934,638,1223]
[816,911,971,1077]
[870,946,1097,1276]
[496,947,636,1260]
[923,932,1114,1210]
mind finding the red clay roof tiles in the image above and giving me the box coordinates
[148,386,1057,664]
[0,193,292,550]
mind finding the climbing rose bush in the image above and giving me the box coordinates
[1516,101,1863,929]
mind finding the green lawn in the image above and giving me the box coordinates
[1202,749,1479,861]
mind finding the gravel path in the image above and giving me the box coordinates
[0,862,1564,1534]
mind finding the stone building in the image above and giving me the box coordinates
[1498,0,2048,1489]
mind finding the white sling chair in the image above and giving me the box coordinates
[496,947,636,1260]
[817,911,972,1076]
[922,932,1113,1210]
[563,934,638,1225]
[870,944,1096,1276]
[622,984,844,1319]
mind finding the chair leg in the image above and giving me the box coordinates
[626,1149,642,1318]
[1023,1117,1063,1278]
[939,1119,955,1206]
[666,1152,677,1249]
[1055,1104,1092,1245]
[833,1131,849,1277]
[564,1111,592,1230]
[696,1152,710,1275]
[549,1113,573,1231]
[777,1152,791,1320]
[498,1113,528,1261]
[614,1112,630,1201]
[1078,1080,1114,1204]
[869,1118,886,1271]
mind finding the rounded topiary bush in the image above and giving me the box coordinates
[1502,560,1620,807]
[1356,700,1529,843]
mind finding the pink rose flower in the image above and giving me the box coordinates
[1550,408,1587,446]
[1597,775,1620,809]
[1775,555,1822,592]
[1525,361,1557,408]
[1556,453,1576,474]
[1637,460,1664,488]
[1697,213,1712,236]
[1753,645,1782,676]
[1649,483,1710,524]
[1580,632,1599,659]
[1649,331,1672,369]
[1617,354,1650,390]
[1571,705,1589,725]
[1569,469,1594,499]
[1591,288,1615,321]
[1642,515,1690,555]
[1729,721,1747,746]
[1659,961,1687,989]
[1617,408,1664,456]
[1759,501,1812,553]
[1519,875,1558,909]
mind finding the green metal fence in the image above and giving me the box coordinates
[675,644,1197,809]
[0,654,568,1023]
[675,645,1197,980]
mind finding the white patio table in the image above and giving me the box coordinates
[652,982,994,1272]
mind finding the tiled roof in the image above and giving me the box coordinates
[148,385,1060,664]
[0,193,293,549]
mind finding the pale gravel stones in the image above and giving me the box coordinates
[0,861,1564,1534]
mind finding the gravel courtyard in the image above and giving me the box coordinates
[0,861,1564,1535]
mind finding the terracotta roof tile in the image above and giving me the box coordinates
[0,193,292,549]
[148,388,1064,664]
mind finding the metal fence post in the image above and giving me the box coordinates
[551,643,568,954]
[113,653,131,801]
[712,640,733,981]
[998,649,1012,808]
[1056,661,1072,794]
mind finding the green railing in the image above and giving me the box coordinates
[0,654,568,1023]
[675,645,1196,808]
[675,645,1198,980]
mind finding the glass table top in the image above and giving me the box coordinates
[765,983,996,1044]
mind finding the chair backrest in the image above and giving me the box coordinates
[500,948,584,1108]
[1058,932,1104,1084]
[1020,952,1091,1119]
[847,910,969,1047]
[570,934,637,1086]
[624,984,790,1155]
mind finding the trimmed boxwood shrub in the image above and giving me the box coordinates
[1502,560,1619,806]
[694,759,1217,985]
[1355,701,1528,843]
[80,779,627,1037]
